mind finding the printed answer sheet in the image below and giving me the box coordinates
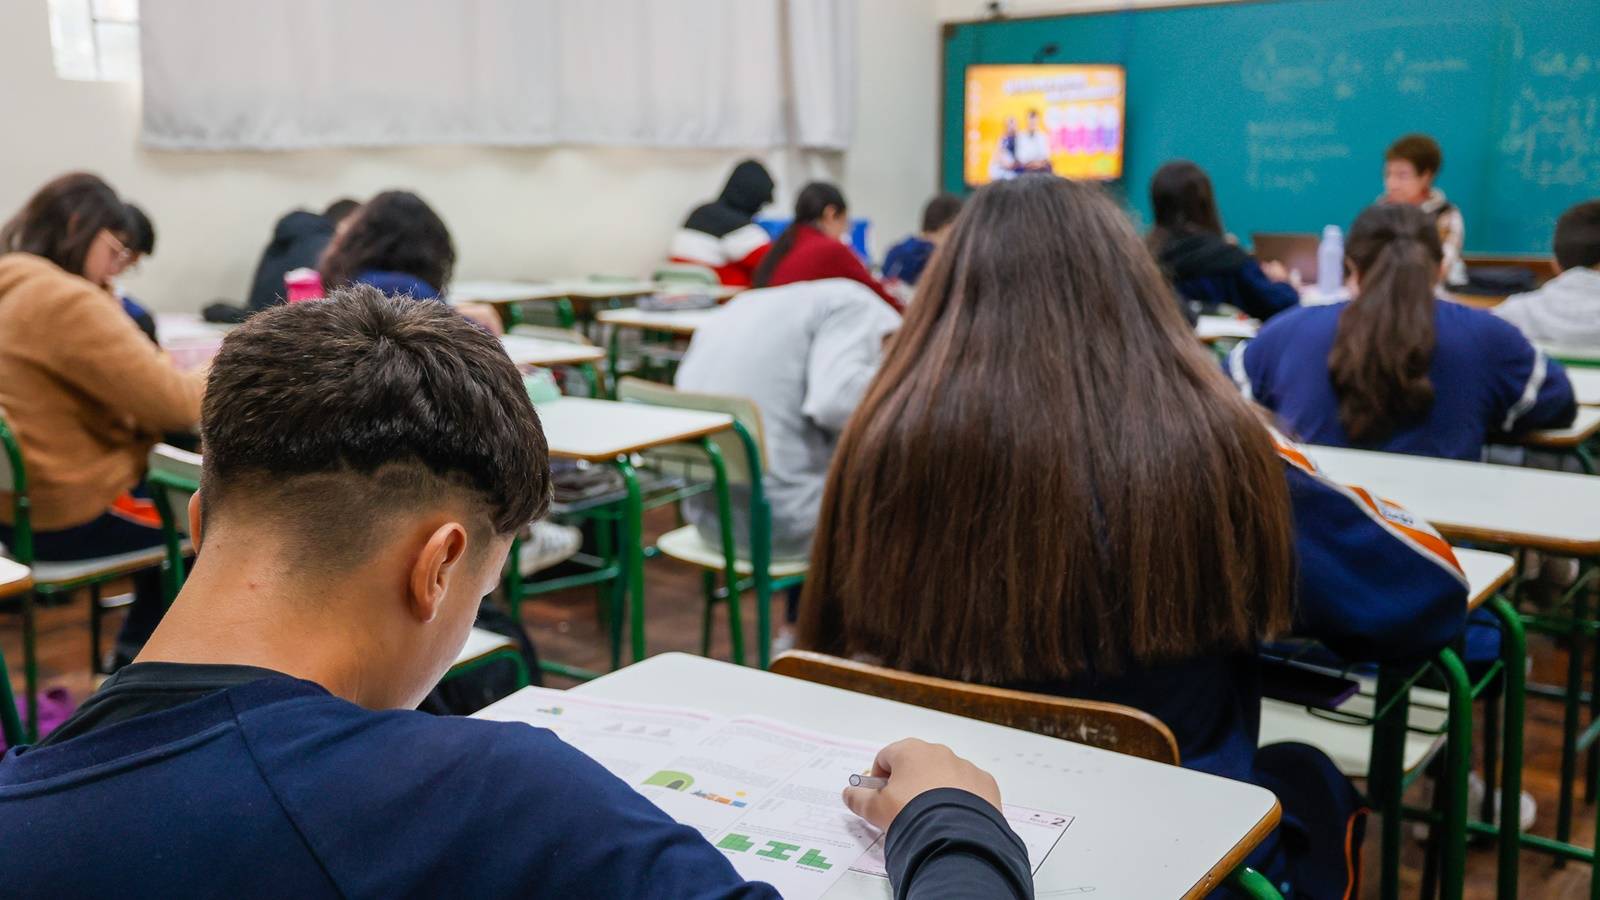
[477,688,1073,898]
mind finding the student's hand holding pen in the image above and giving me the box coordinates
[842,738,1003,830]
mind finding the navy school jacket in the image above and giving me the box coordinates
[1230,298,1577,460]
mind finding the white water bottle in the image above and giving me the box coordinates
[1316,225,1344,296]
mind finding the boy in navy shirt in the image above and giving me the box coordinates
[883,194,964,290]
[0,287,1031,899]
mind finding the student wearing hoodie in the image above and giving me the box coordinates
[1495,200,1600,345]
[1380,134,1467,288]
[242,199,361,312]
[670,159,775,286]
[1147,161,1299,321]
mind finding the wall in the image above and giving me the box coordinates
[0,0,940,310]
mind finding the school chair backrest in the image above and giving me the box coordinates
[770,650,1181,765]
[615,377,767,486]
[147,444,202,597]
[653,263,720,286]
[0,409,33,563]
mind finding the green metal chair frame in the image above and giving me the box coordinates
[1,415,169,739]
[616,378,804,670]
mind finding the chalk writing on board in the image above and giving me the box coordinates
[1244,120,1352,194]
[1382,49,1469,96]
[1500,47,1600,191]
[1327,51,1367,101]
[1242,31,1325,102]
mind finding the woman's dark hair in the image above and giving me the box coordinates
[1329,204,1443,445]
[798,175,1295,683]
[752,182,847,288]
[124,203,156,256]
[1146,160,1224,256]
[0,172,131,277]
[319,191,456,294]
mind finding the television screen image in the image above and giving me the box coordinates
[963,64,1126,185]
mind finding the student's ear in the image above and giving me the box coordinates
[187,492,205,551]
[407,522,469,624]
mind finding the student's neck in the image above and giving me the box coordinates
[133,542,378,705]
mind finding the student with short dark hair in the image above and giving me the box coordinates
[753,182,900,311]
[1495,199,1600,345]
[1146,160,1298,321]
[882,194,964,288]
[1381,133,1467,287]
[0,287,1032,899]
[319,190,455,300]
[1232,203,1576,460]
[0,173,205,669]
[243,198,360,312]
[800,175,1469,897]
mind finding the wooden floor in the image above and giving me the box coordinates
[2,506,1592,897]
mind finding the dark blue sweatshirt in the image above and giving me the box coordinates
[1232,298,1577,460]
[0,671,1032,899]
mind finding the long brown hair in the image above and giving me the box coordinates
[1145,159,1224,256]
[1328,204,1441,445]
[0,173,131,278]
[798,175,1295,683]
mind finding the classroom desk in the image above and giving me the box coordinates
[1516,406,1600,457]
[1540,342,1600,369]
[1308,445,1600,555]
[1309,443,1600,893]
[0,558,31,599]
[497,334,606,368]
[536,398,733,664]
[1196,315,1259,344]
[595,306,721,337]
[154,313,233,372]
[1568,367,1600,406]
[556,653,1282,899]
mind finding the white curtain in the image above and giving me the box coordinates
[138,0,855,151]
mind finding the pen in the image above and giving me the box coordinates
[848,774,888,789]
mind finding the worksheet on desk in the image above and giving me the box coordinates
[477,688,1074,899]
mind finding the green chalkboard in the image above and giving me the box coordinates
[941,0,1600,253]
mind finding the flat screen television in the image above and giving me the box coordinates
[963,64,1126,185]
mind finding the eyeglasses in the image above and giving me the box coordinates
[102,230,135,265]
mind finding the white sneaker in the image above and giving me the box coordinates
[519,522,583,576]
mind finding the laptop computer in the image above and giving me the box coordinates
[1251,232,1322,284]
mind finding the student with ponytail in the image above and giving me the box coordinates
[1231,203,1575,460]
[753,182,901,311]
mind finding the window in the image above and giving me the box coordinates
[48,0,140,82]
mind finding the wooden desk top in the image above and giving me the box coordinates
[1308,444,1600,555]
[595,307,721,336]
[0,558,32,600]
[1196,315,1259,344]
[1517,406,1600,449]
[534,397,732,462]
[498,335,605,368]
[1455,547,1516,611]
[555,653,1282,899]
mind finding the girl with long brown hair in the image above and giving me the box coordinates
[799,175,1468,896]
[1230,203,1575,459]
